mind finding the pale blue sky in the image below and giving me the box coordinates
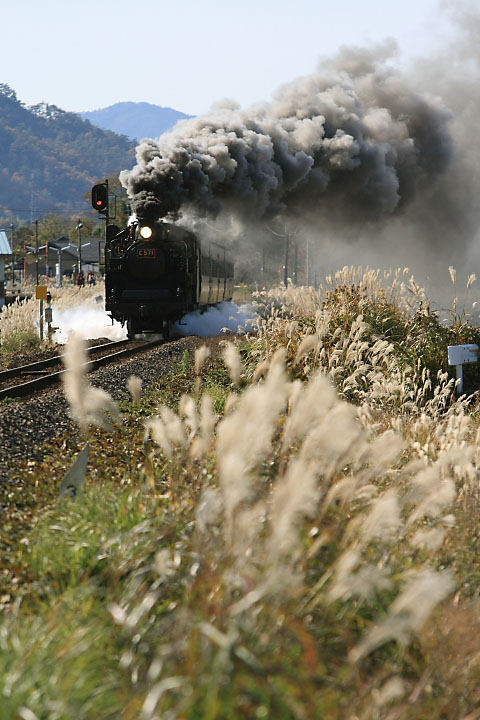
[3,0,453,115]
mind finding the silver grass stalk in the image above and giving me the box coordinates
[299,402,366,480]
[216,350,289,535]
[407,464,456,523]
[227,502,268,572]
[190,393,217,458]
[222,342,242,385]
[373,677,405,707]
[350,569,454,662]
[361,489,402,544]
[61,333,120,432]
[196,487,223,533]
[145,406,187,457]
[159,406,187,447]
[179,394,200,437]
[411,527,446,551]
[294,334,318,365]
[253,358,270,382]
[194,345,211,374]
[144,417,172,457]
[224,393,239,415]
[282,373,338,452]
[126,375,142,402]
[268,458,319,569]
[329,549,393,603]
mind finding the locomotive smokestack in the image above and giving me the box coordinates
[120,41,453,230]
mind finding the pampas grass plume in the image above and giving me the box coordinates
[194,345,211,374]
[223,342,242,385]
[62,333,120,432]
[190,393,217,458]
[350,569,454,662]
[268,458,318,566]
[126,375,142,402]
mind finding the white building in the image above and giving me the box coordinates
[0,231,13,308]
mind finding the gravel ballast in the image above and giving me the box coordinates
[0,335,213,484]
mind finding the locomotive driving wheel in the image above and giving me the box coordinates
[126,319,138,339]
[160,320,171,339]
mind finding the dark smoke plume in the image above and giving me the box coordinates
[120,41,453,227]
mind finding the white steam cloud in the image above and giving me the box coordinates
[52,302,254,343]
[173,301,255,338]
[53,306,127,344]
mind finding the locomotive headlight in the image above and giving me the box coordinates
[139,225,153,239]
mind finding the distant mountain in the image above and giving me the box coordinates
[78,101,193,142]
[0,84,135,221]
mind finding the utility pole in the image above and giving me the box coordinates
[103,178,109,276]
[293,238,298,286]
[305,237,309,287]
[77,220,83,274]
[104,178,109,227]
[284,234,289,288]
[9,224,14,285]
[35,219,39,286]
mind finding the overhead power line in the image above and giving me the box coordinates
[0,204,95,215]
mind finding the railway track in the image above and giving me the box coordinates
[0,337,165,401]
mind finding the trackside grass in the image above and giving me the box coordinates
[2,267,480,719]
[0,283,108,363]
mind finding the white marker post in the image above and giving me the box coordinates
[44,291,53,340]
[447,343,479,395]
[36,285,48,341]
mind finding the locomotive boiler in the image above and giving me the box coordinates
[104,217,234,338]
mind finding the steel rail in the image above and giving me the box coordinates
[0,338,164,401]
[0,339,132,384]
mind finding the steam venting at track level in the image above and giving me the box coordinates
[52,301,253,343]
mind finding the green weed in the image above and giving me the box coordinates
[0,328,42,359]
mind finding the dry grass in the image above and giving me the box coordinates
[2,267,480,718]
[0,282,106,357]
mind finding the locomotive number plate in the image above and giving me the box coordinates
[137,248,156,259]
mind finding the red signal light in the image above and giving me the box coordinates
[91,183,108,213]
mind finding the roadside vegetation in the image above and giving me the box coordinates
[2,266,480,719]
[0,283,107,364]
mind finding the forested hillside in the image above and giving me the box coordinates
[0,84,135,221]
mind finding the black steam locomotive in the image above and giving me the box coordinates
[104,218,234,338]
